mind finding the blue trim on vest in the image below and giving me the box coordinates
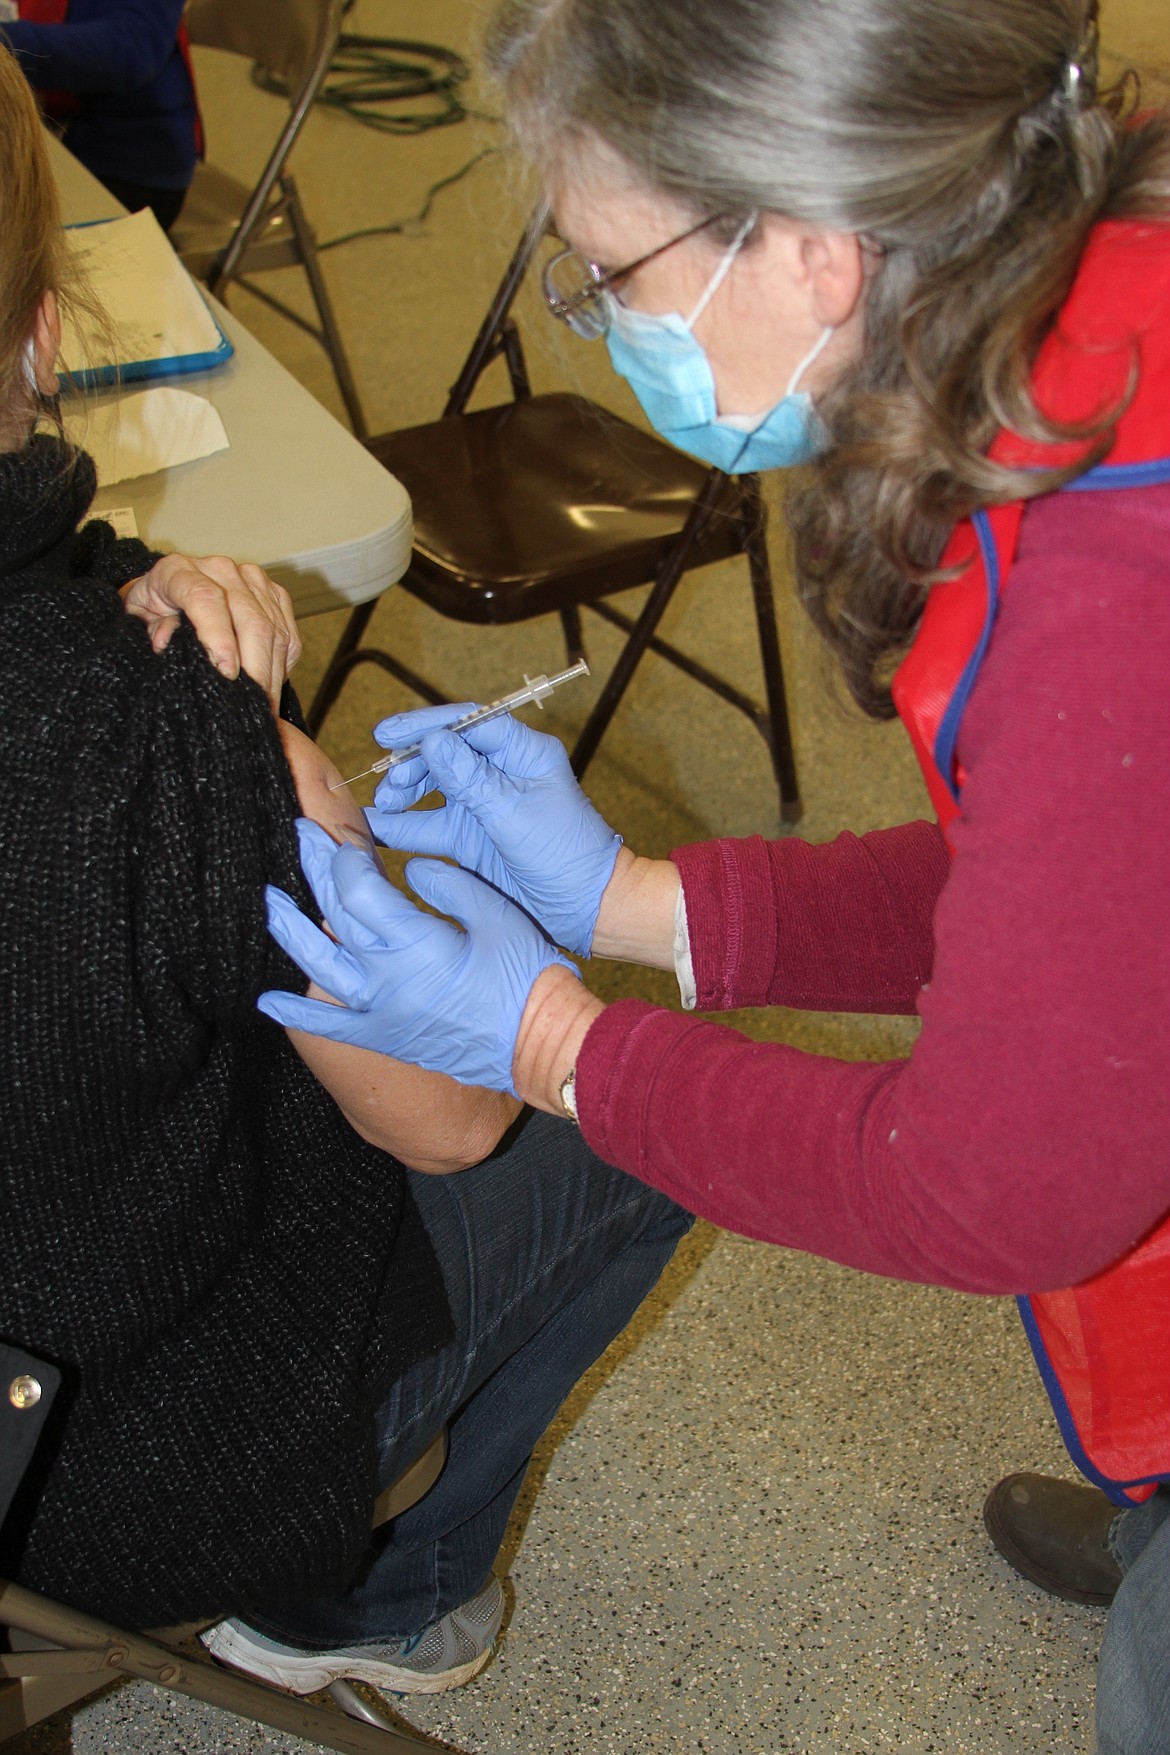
[1016,1295,1170,1506]
[932,458,1170,803]
[932,511,1000,805]
[1063,455,1170,492]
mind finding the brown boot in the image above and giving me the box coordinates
[983,1472,1123,1606]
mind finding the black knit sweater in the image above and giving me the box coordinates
[0,436,452,1628]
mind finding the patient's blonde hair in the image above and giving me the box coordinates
[0,44,67,435]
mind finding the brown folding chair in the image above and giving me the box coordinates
[176,0,367,438]
[307,208,801,823]
[0,1345,453,1754]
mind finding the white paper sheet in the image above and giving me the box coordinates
[65,387,230,486]
[59,207,226,378]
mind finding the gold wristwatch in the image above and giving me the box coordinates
[558,1067,579,1123]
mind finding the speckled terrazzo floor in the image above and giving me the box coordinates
[14,3,1170,1751]
[16,1240,1102,1755]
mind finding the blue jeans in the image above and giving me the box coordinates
[248,1108,692,1648]
[1096,1487,1170,1755]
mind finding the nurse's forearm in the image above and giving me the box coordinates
[513,966,605,1115]
[590,847,681,967]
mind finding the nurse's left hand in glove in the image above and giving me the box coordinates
[257,819,578,1094]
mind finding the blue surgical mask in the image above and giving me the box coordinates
[603,216,832,473]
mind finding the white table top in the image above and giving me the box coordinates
[48,136,411,617]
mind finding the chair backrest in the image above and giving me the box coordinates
[185,0,340,102]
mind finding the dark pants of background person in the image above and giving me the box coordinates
[245,1107,693,1647]
[1096,1485,1170,1755]
[98,175,186,231]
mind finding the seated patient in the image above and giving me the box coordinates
[0,56,509,1628]
[0,43,689,1700]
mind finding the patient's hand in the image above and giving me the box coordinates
[123,553,300,710]
[276,721,522,1172]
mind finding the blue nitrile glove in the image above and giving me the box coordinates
[367,705,622,958]
[257,819,577,1094]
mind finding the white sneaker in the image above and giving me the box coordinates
[201,1576,504,1697]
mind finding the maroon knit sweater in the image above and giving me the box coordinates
[577,481,1170,1297]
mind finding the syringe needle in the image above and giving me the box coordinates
[332,759,391,787]
[330,658,590,790]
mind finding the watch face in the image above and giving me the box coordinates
[560,1069,578,1121]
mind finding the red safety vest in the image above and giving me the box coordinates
[892,218,1170,1506]
[18,0,204,158]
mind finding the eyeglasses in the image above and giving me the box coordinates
[541,213,730,340]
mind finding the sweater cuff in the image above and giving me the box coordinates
[577,998,694,1182]
[671,836,781,1011]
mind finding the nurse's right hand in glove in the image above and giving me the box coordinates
[367,706,621,958]
[257,819,577,1094]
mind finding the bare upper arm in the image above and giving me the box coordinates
[275,720,521,1172]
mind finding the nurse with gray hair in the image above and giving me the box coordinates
[261,3,1170,1746]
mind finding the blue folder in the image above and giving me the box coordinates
[63,215,234,389]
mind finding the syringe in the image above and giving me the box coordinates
[331,658,591,789]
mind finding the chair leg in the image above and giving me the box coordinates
[569,470,728,779]
[306,600,450,737]
[0,1581,444,1755]
[282,175,369,441]
[559,606,586,666]
[328,1678,404,1730]
[307,601,378,734]
[741,480,801,823]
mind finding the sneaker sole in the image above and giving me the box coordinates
[201,1620,495,1696]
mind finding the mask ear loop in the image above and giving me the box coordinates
[22,336,39,394]
[784,323,834,397]
[22,332,63,433]
[685,210,759,330]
